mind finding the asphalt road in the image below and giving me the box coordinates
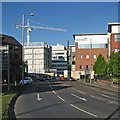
[14,79,119,119]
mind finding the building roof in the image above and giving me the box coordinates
[108,23,120,25]
[0,34,22,46]
[73,33,107,40]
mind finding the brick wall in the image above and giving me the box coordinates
[110,33,120,53]
[75,42,108,71]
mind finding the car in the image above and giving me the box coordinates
[61,77,65,80]
[19,77,33,85]
[68,77,76,81]
[51,76,56,79]
[47,76,52,80]
[36,75,41,80]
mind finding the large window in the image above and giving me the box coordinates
[115,35,120,42]
[78,44,106,49]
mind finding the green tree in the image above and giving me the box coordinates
[93,54,107,77]
[107,52,120,77]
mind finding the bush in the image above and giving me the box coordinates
[112,78,120,84]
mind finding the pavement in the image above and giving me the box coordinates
[78,80,119,93]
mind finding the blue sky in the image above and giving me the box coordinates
[2,2,118,47]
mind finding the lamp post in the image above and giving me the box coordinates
[22,13,34,84]
[90,38,92,83]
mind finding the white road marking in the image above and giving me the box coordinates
[71,93,87,101]
[70,104,98,118]
[36,94,42,101]
[103,91,116,96]
[101,94,118,100]
[90,95,118,105]
[72,88,86,95]
[53,90,56,94]
[90,95,106,101]
[57,95,65,101]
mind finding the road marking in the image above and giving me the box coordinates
[103,91,116,96]
[90,95,118,105]
[57,95,65,101]
[36,94,42,101]
[53,90,56,94]
[101,94,118,100]
[71,93,87,101]
[70,104,97,118]
[72,88,86,95]
[90,95,106,101]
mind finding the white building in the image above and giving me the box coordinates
[51,44,68,76]
[24,42,52,73]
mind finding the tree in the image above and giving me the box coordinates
[93,54,107,77]
[107,52,120,77]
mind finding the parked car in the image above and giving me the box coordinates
[68,77,75,81]
[51,76,56,79]
[47,76,52,80]
[19,77,33,85]
[36,75,41,80]
[61,77,65,80]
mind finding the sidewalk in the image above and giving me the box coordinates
[78,80,119,93]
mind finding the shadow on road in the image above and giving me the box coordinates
[21,79,73,95]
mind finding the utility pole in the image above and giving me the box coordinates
[7,45,10,91]
[90,39,92,83]
[22,14,25,85]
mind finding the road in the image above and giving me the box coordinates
[14,79,119,119]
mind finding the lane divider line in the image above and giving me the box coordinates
[53,90,56,94]
[101,94,118,100]
[72,88,86,95]
[70,104,98,118]
[71,93,87,101]
[57,95,65,101]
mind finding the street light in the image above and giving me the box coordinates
[90,38,92,83]
[22,13,34,84]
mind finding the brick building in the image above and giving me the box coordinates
[72,23,120,80]
[72,34,109,79]
[108,23,120,54]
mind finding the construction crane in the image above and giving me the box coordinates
[13,19,67,46]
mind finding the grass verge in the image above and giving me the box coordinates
[2,84,28,120]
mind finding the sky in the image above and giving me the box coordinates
[2,2,118,47]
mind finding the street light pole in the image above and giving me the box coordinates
[22,14,25,85]
[90,39,92,83]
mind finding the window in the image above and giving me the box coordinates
[78,44,106,49]
[80,65,82,69]
[72,61,75,65]
[72,47,75,52]
[80,55,83,59]
[115,35,120,42]
[93,55,96,59]
[86,65,89,69]
[115,49,120,53]
[86,55,89,59]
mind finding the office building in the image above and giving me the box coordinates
[51,44,68,76]
[0,34,22,83]
[73,33,109,79]
[24,42,52,73]
[108,23,120,54]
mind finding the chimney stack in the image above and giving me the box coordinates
[67,40,69,49]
